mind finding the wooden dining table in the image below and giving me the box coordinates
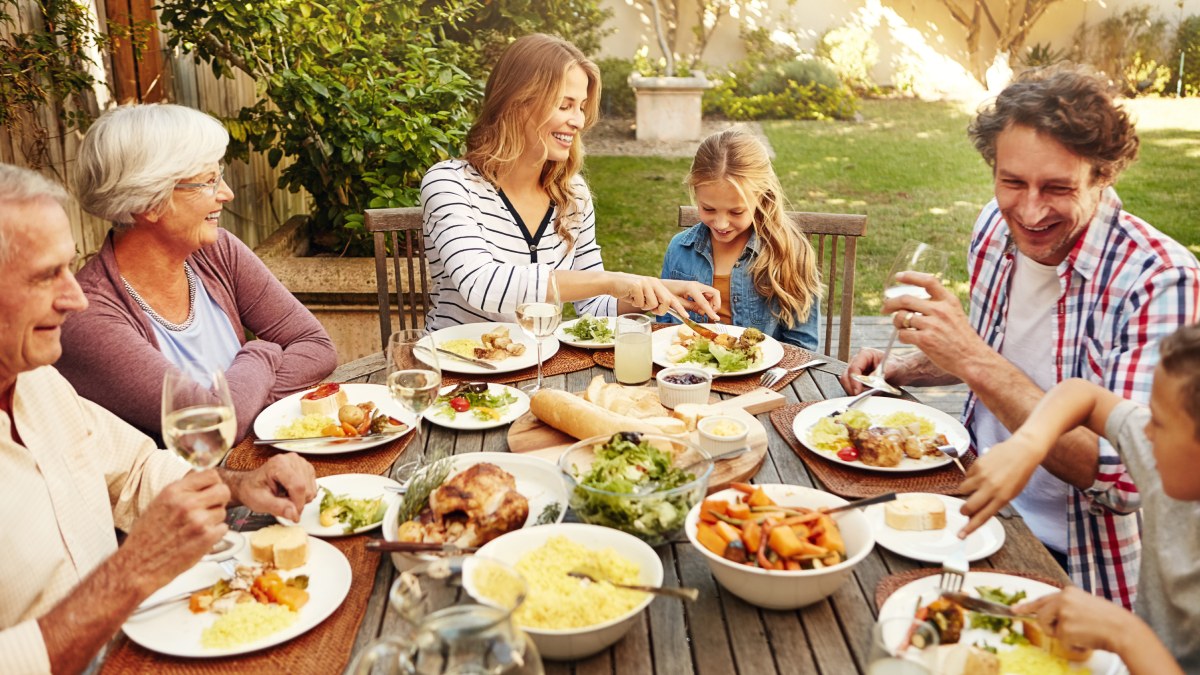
[315,350,1071,675]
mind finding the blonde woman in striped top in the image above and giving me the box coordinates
[421,34,719,330]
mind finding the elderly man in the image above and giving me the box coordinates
[843,65,1200,608]
[0,163,318,674]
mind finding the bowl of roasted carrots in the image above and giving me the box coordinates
[684,483,874,609]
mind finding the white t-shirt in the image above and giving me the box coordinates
[971,253,1072,553]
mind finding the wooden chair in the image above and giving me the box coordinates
[366,207,430,350]
[677,206,867,362]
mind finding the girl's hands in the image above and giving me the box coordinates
[612,273,720,319]
[660,279,721,320]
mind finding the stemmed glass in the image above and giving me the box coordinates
[161,365,240,555]
[515,272,562,393]
[852,241,949,396]
[866,616,939,674]
[388,329,443,466]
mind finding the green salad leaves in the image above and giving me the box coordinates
[969,586,1029,634]
[679,337,752,372]
[563,314,614,343]
[318,489,387,533]
[566,432,702,543]
[432,383,518,421]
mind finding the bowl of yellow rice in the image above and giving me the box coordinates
[471,523,662,660]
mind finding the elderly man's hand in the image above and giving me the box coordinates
[121,469,231,589]
[883,271,990,380]
[222,453,318,521]
[840,347,888,394]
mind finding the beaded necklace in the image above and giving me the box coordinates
[121,261,198,332]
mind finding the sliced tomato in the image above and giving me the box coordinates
[303,382,341,400]
[836,446,859,462]
[449,396,471,412]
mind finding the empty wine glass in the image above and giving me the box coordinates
[514,272,562,393]
[161,365,240,555]
[867,616,939,674]
[853,241,949,396]
[389,329,442,464]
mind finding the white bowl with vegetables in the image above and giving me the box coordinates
[472,523,663,660]
[558,432,712,546]
[684,484,874,609]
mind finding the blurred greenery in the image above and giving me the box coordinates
[590,98,1200,315]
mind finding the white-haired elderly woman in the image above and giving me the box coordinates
[57,103,337,443]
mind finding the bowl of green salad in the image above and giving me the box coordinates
[558,432,713,546]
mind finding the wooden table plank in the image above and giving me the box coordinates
[649,547,695,675]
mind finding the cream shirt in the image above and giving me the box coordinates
[0,366,190,674]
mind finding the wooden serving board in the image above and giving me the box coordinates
[506,388,785,493]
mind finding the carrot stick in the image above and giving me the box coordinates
[730,482,756,494]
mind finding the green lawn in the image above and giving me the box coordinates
[587,98,1200,315]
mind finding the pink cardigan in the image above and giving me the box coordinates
[58,229,338,442]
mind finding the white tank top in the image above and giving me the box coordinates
[971,252,1071,553]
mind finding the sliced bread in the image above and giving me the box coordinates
[884,494,947,531]
[250,524,309,570]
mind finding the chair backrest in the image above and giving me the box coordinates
[677,206,867,362]
[366,207,429,350]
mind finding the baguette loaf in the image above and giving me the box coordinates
[884,495,947,531]
[530,389,678,440]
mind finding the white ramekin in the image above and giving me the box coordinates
[655,366,713,409]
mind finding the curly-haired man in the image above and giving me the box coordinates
[844,64,1200,607]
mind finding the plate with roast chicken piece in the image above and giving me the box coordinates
[791,397,969,473]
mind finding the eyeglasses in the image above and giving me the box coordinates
[174,164,226,197]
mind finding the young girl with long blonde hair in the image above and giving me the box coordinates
[661,127,823,349]
[421,33,718,329]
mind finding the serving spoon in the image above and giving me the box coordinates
[567,571,700,601]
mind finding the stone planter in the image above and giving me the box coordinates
[629,73,711,142]
[256,215,420,364]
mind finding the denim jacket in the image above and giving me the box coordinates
[658,224,819,350]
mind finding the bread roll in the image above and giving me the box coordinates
[530,389,674,441]
[300,385,348,417]
[583,375,668,419]
[884,495,947,531]
[941,644,1000,675]
[251,524,309,570]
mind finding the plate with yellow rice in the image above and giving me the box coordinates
[252,383,417,455]
[878,571,1123,674]
[791,397,969,473]
[122,535,351,658]
[421,322,560,375]
[472,523,662,660]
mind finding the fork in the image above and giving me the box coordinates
[937,444,967,475]
[131,557,238,616]
[938,539,969,594]
[758,359,827,388]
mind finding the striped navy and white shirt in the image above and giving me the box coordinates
[420,159,616,330]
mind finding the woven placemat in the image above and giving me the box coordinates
[100,537,380,675]
[592,338,819,394]
[874,567,1065,611]
[769,402,975,498]
[441,344,595,387]
[225,432,414,478]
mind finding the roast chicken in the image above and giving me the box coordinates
[844,423,949,468]
[398,463,529,547]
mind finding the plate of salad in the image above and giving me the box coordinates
[652,324,784,377]
[555,314,616,348]
[427,382,530,430]
[276,473,397,537]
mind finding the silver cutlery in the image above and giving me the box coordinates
[940,591,1038,621]
[829,386,884,416]
[418,345,498,370]
[253,431,407,446]
[682,446,752,473]
[821,492,897,515]
[939,540,969,593]
[364,540,478,554]
[938,444,967,475]
[567,570,700,601]
[131,558,238,616]
[758,359,827,388]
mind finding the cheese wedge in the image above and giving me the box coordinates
[884,495,947,531]
[669,403,723,432]
[250,524,309,570]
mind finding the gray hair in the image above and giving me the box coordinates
[0,163,70,266]
[75,103,229,227]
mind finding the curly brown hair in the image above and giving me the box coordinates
[1159,323,1200,439]
[968,63,1140,185]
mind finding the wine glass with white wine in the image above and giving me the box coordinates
[388,329,442,466]
[161,365,240,555]
[515,272,562,393]
[852,240,949,396]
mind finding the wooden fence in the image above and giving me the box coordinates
[1,0,307,255]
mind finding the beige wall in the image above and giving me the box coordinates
[600,0,1192,90]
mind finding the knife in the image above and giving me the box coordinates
[665,307,722,340]
[941,591,1038,621]
[253,431,408,446]
[418,345,498,370]
[364,540,479,554]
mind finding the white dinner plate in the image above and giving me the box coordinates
[651,323,784,378]
[877,571,1125,675]
[253,383,416,455]
[426,383,531,431]
[865,493,1004,563]
[791,397,968,473]
[421,322,560,375]
[123,536,351,658]
[276,473,399,537]
[555,316,616,349]
[382,452,568,554]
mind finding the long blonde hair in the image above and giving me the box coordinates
[686,128,823,328]
[465,34,600,247]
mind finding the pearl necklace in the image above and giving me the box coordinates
[121,262,198,332]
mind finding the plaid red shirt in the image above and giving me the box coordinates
[963,188,1200,610]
